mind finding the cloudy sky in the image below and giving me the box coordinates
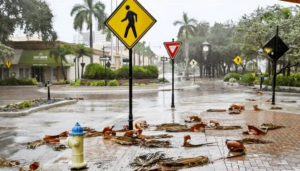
[45,0,296,56]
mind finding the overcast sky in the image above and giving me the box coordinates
[45,0,296,56]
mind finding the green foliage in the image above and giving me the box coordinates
[224,73,241,82]
[239,73,255,85]
[84,63,102,79]
[159,78,169,83]
[134,83,139,86]
[229,78,237,83]
[31,78,38,85]
[139,83,146,86]
[115,65,129,79]
[143,65,159,79]
[132,66,147,79]
[108,79,118,86]
[19,101,32,109]
[148,83,158,86]
[0,77,36,86]
[70,79,81,86]
[122,82,129,86]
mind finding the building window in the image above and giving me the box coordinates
[25,68,29,79]
[19,68,24,79]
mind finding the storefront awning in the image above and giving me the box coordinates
[18,50,74,67]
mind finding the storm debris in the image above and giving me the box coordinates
[229,104,245,111]
[114,136,141,145]
[141,140,171,148]
[65,97,84,100]
[154,123,188,131]
[253,104,262,111]
[243,125,267,135]
[184,115,201,123]
[241,138,273,144]
[143,134,173,139]
[102,126,116,139]
[53,144,67,151]
[43,135,60,144]
[83,127,103,138]
[226,140,246,152]
[206,109,226,112]
[0,158,20,167]
[270,106,282,110]
[209,119,220,127]
[134,120,149,130]
[124,129,144,139]
[183,135,216,147]
[27,140,45,149]
[260,123,285,130]
[160,156,210,170]
[281,100,297,103]
[246,99,257,101]
[130,152,169,168]
[215,125,242,130]
[228,109,241,114]
[190,123,207,132]
[19,162,39,171]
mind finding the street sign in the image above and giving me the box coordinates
[163,41,182,59]
[104,0,156,49]
[233,55,242,65]
[190,59,197,68]
[279,0,300,3]
[255,73,269,77]
[263,35,289,61]
[5,60,11,68]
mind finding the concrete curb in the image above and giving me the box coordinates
[0,100,77,117]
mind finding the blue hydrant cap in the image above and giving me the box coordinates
[69,122,86,136]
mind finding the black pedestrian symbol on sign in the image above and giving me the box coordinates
[237,58,239,62]
[121,5,137,38]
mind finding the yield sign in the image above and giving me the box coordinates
[163,41,182,59]
[279,0,300,3]
[105,0,156,49]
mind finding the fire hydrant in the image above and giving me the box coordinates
[66,122,87,169]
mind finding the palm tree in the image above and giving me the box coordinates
[144,45,155,65]
[102,27,112,42]
[75,44,92,80]
[135,41,146,65]
[173,12,197,80]
[50,44,74,81]
[70,0,106,63]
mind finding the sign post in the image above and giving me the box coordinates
[263,26,289,105]
[105,0,156,130]
[164,39,182,108]
[44,80,52,100]
[190,59,197,81]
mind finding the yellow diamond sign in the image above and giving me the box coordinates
[105,0,156,49]
[233,55,242,65]
[5,60,11,68]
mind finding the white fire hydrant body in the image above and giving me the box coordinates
[66,122,87,169]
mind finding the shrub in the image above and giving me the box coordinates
[108,79,118,86]
[132,66,147,79]
[239,73,255,85]
[115,65,129,79]
[229,78,236,83]
[159,78,169,83]
[148,83,158,86]
[84,63,103,79]
[71,79,81,86]
[122,82,129,86]
[143,65,159,79]
[224,73,241,82]
[19,100,32,109]
[134,83,139,86]
[139,83,146,86]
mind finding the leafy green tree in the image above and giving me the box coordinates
[70,0,106,63]
[173,12,197,80]
[0,0,55,43]
[75,44,93,80]
[50,44,75,81]
[0,43,14,64]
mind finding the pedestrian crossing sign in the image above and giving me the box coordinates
[105,0,156,49]
[5,60,11,68]
[233,55,242,65]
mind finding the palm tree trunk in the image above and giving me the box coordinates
[89,22,93,64]
[61,57,66,81]
[77,56,80,79]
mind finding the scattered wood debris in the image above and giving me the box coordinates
[114,136,141,145]
[265,98,271,102]
[83,127,103,138]
[183,135,216,147]
[270,106,282,110]
[209,119,220,127]
[134,120,149,130]
[253,104,262,111]
[102,126,116,139]
[246,99,257,101]
[241,138,273,144]
[260,123,285,130]
[215,125,242,130]
[141,140,171,148]
[130,152,169,168]
[243,125,267,135]
[143,134,173,139]
[281,100,297,103]
[190,123,207,132]
[53,144,67,151]
[65,97,84,100]
[124,129,144,139]
[229,109,241,114]
[0,158,20,167]
[226,140,246,152]
[43,135,60,144]
[184,115,201,123]
[154,123,188,131]
[229,104,245,110]
[27,139,45,149]
[160,156,210,170]
[19,162,39,171]
[206,109,226,112]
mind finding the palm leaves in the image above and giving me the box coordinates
[50,44,75,81]
[70,0,106,63]
[0,43,14,64]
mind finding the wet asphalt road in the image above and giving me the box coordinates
[0,79,299,170]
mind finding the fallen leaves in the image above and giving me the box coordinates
[226,140,246,152]
[0,158,20,167]
[206,109,226,112]
[260,123,285,130]
[183,135,216,147]
[184,115,201,123]
[253,104,262,111]
[19,162,39,171]
[243,125,267,135]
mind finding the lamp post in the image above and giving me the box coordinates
[80,56,85,79]
[201,41,211,78]
[73,58,76,81]
[161,56,168,84]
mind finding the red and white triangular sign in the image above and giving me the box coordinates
[164,41,182,59]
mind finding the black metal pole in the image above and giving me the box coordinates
[163,60,165,84]
[272,26,279,105]
[193,67,195,81]
[171,39,175,108]
[105,62,107,86]
[260,77,263,90]
[129,49,133,130]
[47,80,51,100]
